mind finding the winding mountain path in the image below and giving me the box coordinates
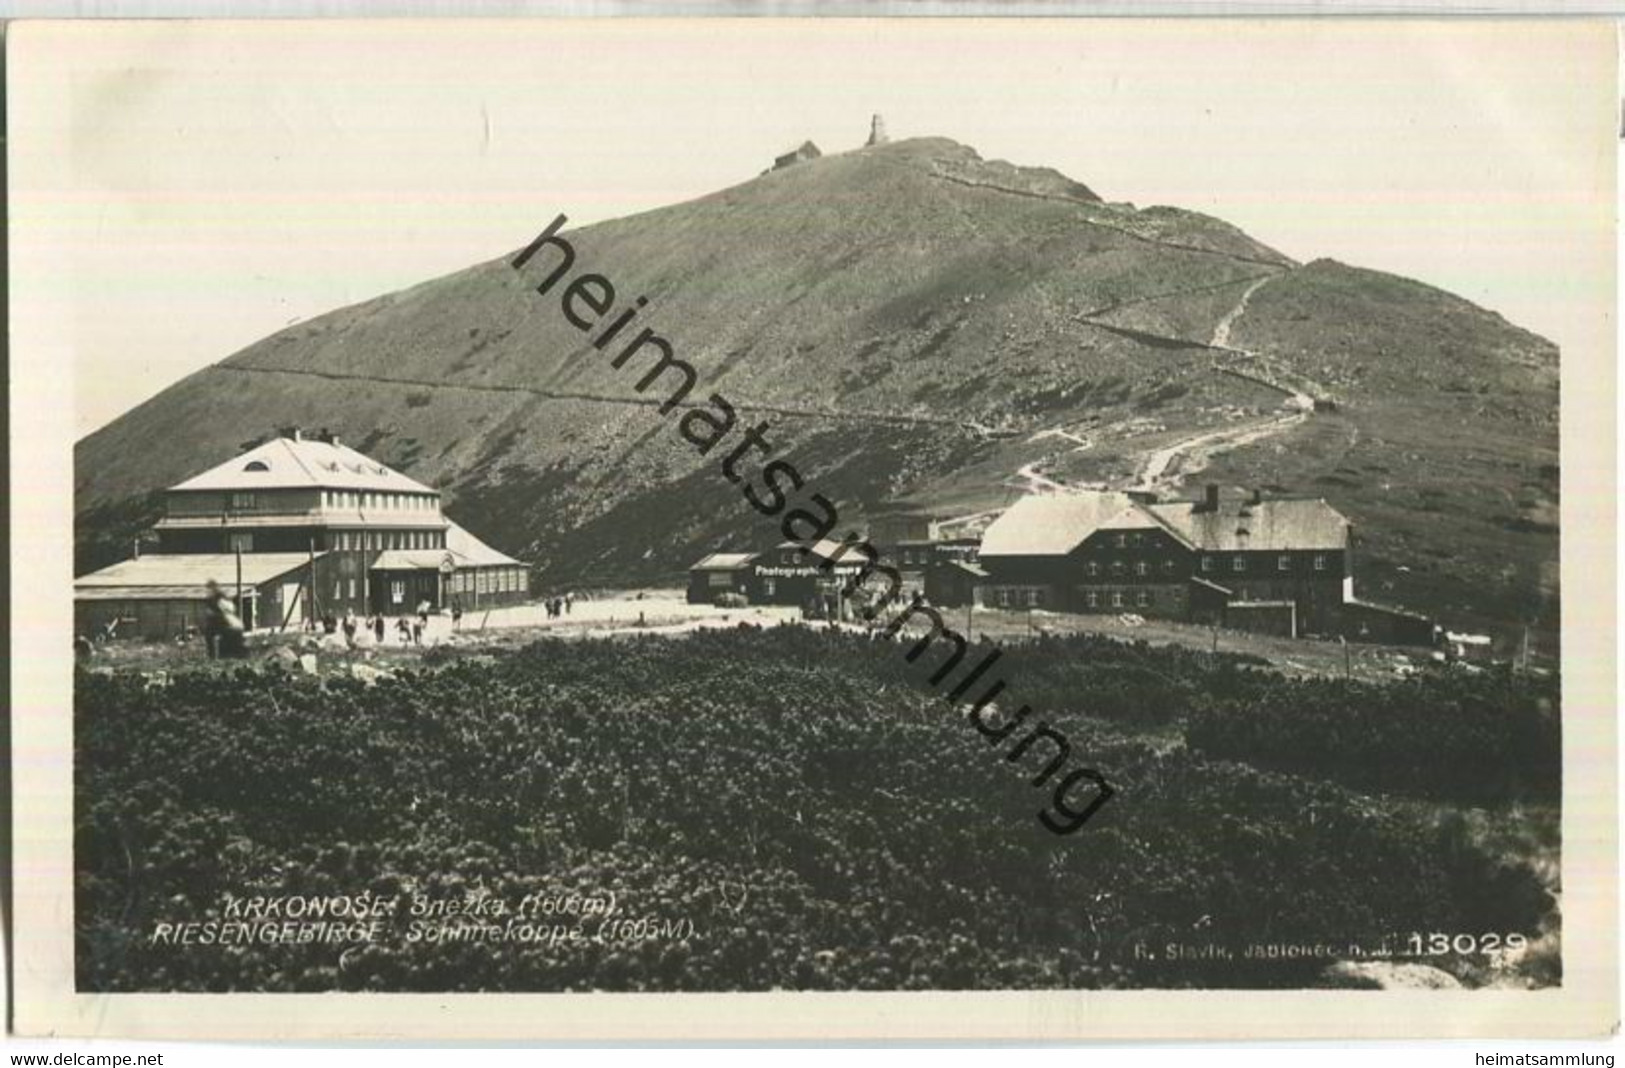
[1125,274,1313,491]
[1209,273,1274,349]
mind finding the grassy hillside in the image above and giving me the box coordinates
[75,139,1558,643]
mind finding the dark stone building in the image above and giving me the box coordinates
[976,484,1421,642]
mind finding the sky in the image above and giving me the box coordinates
[10,18,1616,437]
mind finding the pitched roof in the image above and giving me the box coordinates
[444,520,524,567]
[691,552,758,572]
[773,538,871,564]
[75,553,320,597]
[170,437,437,495]
[371,550,459,571]
[1095,503,1196,548]
[979,492,1135,557]
[1148,498,1349,552]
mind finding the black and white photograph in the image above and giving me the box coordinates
[10,16,1617,1041]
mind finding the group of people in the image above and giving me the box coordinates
[327,602,458,647]
[544,592,574,619]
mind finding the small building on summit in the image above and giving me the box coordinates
[74,429,530,638]
[772,140,822,171]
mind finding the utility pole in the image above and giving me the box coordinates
[1341,635,1351,681]
[235,547,244,629]
[307,536,318,630]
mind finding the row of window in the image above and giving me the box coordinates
[449,568,526,595]
[1085,553,1330,577]
[1088,559,1178,578]
[323,490,436,512]
[319,569,527,604]
[1199,553,1330,574]
[990,588,1046,608]
[331,530,445,552]
[1086,590,1151,610]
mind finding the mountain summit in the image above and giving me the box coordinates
[75,135,1558,642]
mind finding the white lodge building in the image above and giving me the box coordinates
[75,429,530,639]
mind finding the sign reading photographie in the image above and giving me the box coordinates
[10,15,1617,1044]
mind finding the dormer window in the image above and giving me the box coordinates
[243,461,269,472]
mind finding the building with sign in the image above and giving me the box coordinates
[686,538,878,617]
[74,429,530,637]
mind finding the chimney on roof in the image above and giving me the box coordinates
[317,428,340,446]
[1202,483,1220,513]
[277,426,302,442]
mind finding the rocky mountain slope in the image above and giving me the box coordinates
[75,136,1559,647]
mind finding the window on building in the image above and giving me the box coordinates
[1131,533,1143,546]
[997,589,1011,608]
[349,579,357,599]
[1135,561,1149,577]
[764,578,777,597]
[1232,556,1246,572]
[1163,559,1176,574]
[1137,591,1150,608]
[1278,555,1291,572]
[390,581,405,605]
[1086,562,1099,576]
[1111,561,1125,576]
[228,533,254,552]
[244,460,270,472]
[1201,556,1213,572]
[1111,591,1124,608]
[1086,591,1098,608]
[1026,589,1042,607]
[334,581,342,601]
[1115,534,1127,547]
[1314,554,1327,571]
[230,491,256,510]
